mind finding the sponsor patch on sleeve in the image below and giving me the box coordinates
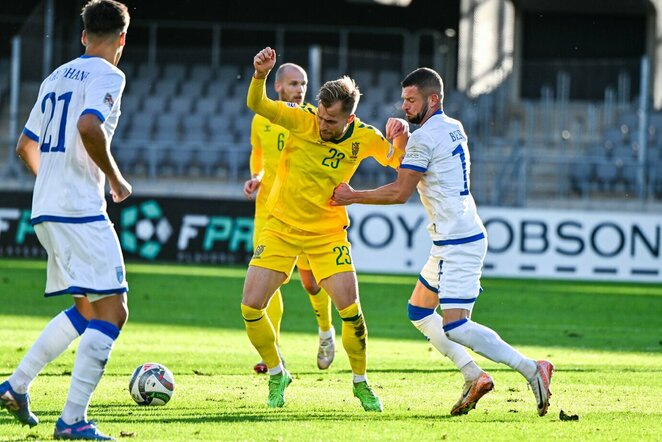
[286,102,297,108]
[104,93,114,110]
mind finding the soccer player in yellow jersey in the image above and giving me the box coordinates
[241,46,408,412]
[243,63,336,375]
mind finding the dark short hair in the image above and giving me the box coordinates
[401,67,444,103]
[317,76,361,116]
[81,0,130,36]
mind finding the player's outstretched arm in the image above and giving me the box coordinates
[15,133,40,176]
[331,168,422,206]
[77,114,132,203]
[247,47,281,121]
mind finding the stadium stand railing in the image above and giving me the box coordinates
[1,17,661,209]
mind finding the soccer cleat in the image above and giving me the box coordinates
[317,329,336,370]
[353,381,383,412]
[528,360,554,417]
[0,380,39,427]
[53,418,114,440]
[267,369,293,408]
[450,372,494,416]
[253,361,268,374]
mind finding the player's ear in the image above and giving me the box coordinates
[119,32,127,47]
[81,30,88,46]
[347,114,356,124]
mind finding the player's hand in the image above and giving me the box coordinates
[253,47,276,79]
[330,182,355,206]
[243,177,261,199]
[386,117,409,140]
[110,176,132,203]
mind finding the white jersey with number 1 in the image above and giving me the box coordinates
[23,55,125,224]
[400,110,486,244]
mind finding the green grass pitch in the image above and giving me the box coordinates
[1,258,661,441]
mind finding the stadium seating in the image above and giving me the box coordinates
[108,59,659,200]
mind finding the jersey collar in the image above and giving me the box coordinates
[329,120,355,144]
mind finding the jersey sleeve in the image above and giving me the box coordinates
[250,115,264,177]
[246,76,313,134]
[23,99,43,142]
[400,131,432,172]
[81,71,125,123]
[22,80,48,141]
[367,127,400,169]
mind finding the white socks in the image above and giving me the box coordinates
[444,318,537,380]
[319,327,335,339]
[61,320,119,425]
[353,373,367,383]
[268,364,284,376]
[409,309,482,381]
[9,307,88,394]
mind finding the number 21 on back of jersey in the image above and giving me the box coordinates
[39,90,73,153]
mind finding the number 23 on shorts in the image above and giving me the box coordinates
[333,245,352,265]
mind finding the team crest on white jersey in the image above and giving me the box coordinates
[104,93,114,110]
[115,266,124,283]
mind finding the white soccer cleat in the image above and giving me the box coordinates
[528,360,555,416]
[450,371,494,416]
[317,328,335,370]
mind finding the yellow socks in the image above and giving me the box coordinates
[241,304,280,369]
[308,287,333,332]
[265,289,284,345]
[338,302,367,375]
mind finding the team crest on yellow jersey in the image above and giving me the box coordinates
[351,142,360,159]
[253,245,265,258]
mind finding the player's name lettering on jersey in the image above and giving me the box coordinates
[449,129,465,142]
[48,67,90,83]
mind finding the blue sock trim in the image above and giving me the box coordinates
[88,319,120,340]
[407,303,436,321]
[64,306,89,335]
[443,318,469,333]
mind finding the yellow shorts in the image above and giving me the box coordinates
[253,213,267,249]
[254,213,312,273]
[296,254,311,271]
[250,216,354,282]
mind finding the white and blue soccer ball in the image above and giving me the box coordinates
[129,362,175,406]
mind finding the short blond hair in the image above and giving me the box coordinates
[316,76,361,116]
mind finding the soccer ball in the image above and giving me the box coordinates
[129,362,175,406]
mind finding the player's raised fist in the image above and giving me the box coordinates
[253,47,276,79]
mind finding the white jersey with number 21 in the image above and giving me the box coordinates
[23,55,125,224]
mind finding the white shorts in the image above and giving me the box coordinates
[419,238,486,312]
[34,220,128,300]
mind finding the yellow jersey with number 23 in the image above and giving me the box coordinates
[247,76,401,235]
